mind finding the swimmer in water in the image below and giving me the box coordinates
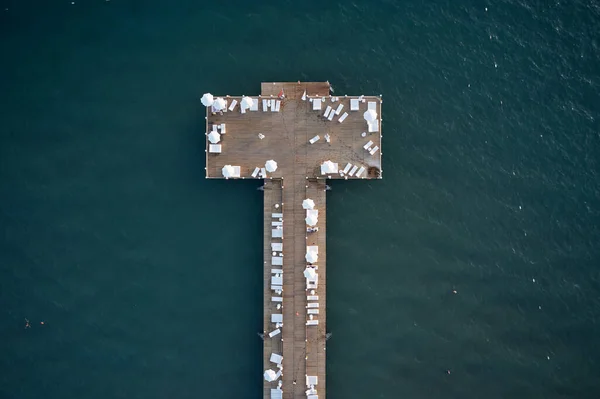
[24,318,31,329]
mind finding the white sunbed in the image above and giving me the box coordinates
[272,257,283,266]
[212,124,218,132]
[335,104,344,115]
[250,99,259,111]
[220,123,226,133]
[350,98,359,111]
[271,268,283,274]
[272,213,283,218]
[309,135,320,144]
[307,303,319,308]
[306,376,318,387]
[271,243,283,251]
[306,320,319,326]
[312,98,322,111]
[271,284,282,291]
[268,328,281,338]
[271,314,283,323]
[275,101,281,112]
[338,112,348,123]
[222,100,228,112]
[308,309,319,314]
[370,146,379,155]
[356,166,366,177]
[307,245,318,253]
[270,99,276,110]
[323,105,332,118]
[271,296,283,302]
[271,276,283,285]
[327,110,334,121]
[368,101,377,111]
[270,353,283,365]
[263,99,268,111]
[272,389,284,399]
[272,221,283,226]
[307,295,319,301]
[251,167,260,178]
[228,99,238,111]
[260,167,267,178]
[272,229,283,238]
[343,163,352,174]
[240,106,246,114]
[208,144,221,153]
[363,140,374,150]
[349,165,358,176]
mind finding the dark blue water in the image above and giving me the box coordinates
[1,1,599,398]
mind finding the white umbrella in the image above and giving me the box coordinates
[208,131,221,144]
[302,198,315,210]
[303,267,317,280]
[212,97,226,111]
[264,369,277,382]
[241,96,254,110]
[364,109,377,123]
[265,160,278,172]
[305,251,318,263]
[320,160,338,175]
[222,165,235,178]
[200,93,214,107]
[305,214,318,226]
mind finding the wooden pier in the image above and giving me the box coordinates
[205,82,382,399]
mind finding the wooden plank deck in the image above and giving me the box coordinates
[206,82,382,399]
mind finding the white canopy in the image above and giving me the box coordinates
[302,198,315,210]
[241,96,254,110]
[200,93,214,107]
[305,214,318,226]
[305,251,318,263]
[364,109,377,122]
[265,160,278,172]
[264,369,277,382]
[222,165,235,178]
[213,97,226,111]
[208,131,221,144]
[304,267,317,280]
[320,160,338,175]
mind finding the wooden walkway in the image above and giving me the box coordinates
[206,82,382,399]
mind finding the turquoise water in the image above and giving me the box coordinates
[1,1,599,398]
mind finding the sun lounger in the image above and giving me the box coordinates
[272,221,283,226]
[250,98,258,111]
[267,99,274,110]
[307,245,318,253]
[271,268,283,274]
[356,166,366,177]
[308,309,319,314]
[309,135,320,144]
[350,98,359,111]
[343,163,352,174]
[212,124,218,132]
[368,101,377,111]
[306,376,318,387]
[263,99,268,111]
[327,110,334,121]
[275,100,281,112]
[272,213,283,218]
[338,112,348,123]
[370,145,379,155]
[307,303,319,308]
[271,296,283,302]
[241,106,246,114]
[272,389,284,399]
[209,144,221,153]
[271,243,283,251]
[323,106,332,118]
[222,100,228,112]
[312,98,322,111]
[307,295,319,301]
[271,276,283,285]
[268,328,281,338]
[363,140,374,150]
[272,229,283,238]
[220,123,226,133]
[349,165,358,176]
[272,257,283,266]
[228,99,238,111]
[271,314,283,323]
[335,104,344,115]
[260,167,267,178]
[252,167,261,178]
[270,353,283,365]
[306,320,319,326]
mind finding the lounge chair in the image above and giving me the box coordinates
[270,353,283,365]
[306,320,319,326]
[262,99,268,111]
[271,296,283,302]
[306,376,318,387]
[212,124,218,132]
[252,167,260,178]
[349,165,358,176]
[271,213,283,218]
[220,123,226,133]
[271,268,283,274]
[309,135,320,144]
[368,101,377,111]
[209,144,221,153]
[271,243,283,251]
[250,99,258,111]
[268,328,281,338]
[271,314,283,323]
[338,112,348,123]
[356,166,366,177]
[307,295,319,301]
[272,229,283,238]
[241,106,246,114]
[231,166,241,177]
[301,90,307,101]
[271,276,283,285]
[335,104,344,115]
[272,221,283,226]
[308,309,319,314]
[228,99,238,111]
[307,303,319,308]
[369,145,379,155]
[275,100,281,112]
[307,245,318,253]
[312,98,322,111]
[327,110,334,121]
[363,140,374,150]
[272,257,283,266]
[323,105,332,118]
[350,98,359,111]
[343,163,352,174]
[260,168,267,178]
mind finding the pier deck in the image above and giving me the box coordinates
[206,82,382,399]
